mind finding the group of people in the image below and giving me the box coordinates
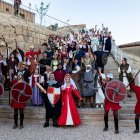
[0,25,139,135]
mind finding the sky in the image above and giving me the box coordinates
[5,0,140,45]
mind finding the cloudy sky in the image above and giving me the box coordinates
[5,0,140,45]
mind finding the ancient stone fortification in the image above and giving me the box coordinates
[0,11,57,54]
[119,43,140,70]
[0,11,86,56]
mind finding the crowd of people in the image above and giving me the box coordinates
[0,25,140,135]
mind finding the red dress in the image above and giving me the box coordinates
[58,85,81,126]
[130,84,140,114]
[11,80,26,109]
[60,52,68,63]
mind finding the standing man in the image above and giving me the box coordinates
[11,44,24,62]
[118,58,133,98]
[14,0,21,16]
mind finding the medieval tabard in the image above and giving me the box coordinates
[41,82,61,120]
[82,65,96,97]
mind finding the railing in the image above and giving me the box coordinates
[111,40,139,75]
[0,0,74,34]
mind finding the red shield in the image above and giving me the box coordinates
[0,83,4,97]
[105,80,127,103]
[47,87,61,105]
[11,82,32,103]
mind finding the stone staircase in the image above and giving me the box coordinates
[0,55,136,127]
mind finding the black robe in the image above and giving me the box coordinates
[41,82,62,119]
[39,58,51,74]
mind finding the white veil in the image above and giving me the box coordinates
[61,78,77,90]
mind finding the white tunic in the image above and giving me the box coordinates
[96,80,105,104]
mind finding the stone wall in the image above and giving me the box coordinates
[121,46,140,58]
[125,52,140,70]
[0,11,56,56]
[0,11,86,57]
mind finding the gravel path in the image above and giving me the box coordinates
[0,122,139,140]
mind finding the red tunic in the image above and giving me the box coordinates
[54,70,66,84]
[130,84,140,114]
[103,83,121,111]
[104,98,122,111]
[58,85,81,126]
[25,50,41,60]
[11,80,26,109]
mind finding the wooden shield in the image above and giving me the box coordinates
[47,87,61,105]
[11,82,32,103]
[105,80,127,103]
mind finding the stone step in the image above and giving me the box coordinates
[119,108,134,114]
[119,114,135,120]
[0,105,114,122]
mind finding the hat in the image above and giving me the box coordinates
[18,71,23,76]
[72,65,80,74]
[86,65,92,72]
[65,74,71,79]
[30,46,34,49]
[107,73,113,79]
[101,73,106,79]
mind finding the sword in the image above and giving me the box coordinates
[127,70,140,88]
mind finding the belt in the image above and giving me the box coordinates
[84,80,93,83]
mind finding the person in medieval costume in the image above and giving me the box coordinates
[38,73,61,127]
[8,53,19,81]
[11,44,24,62]
[54,63,66,86]
[130,79,140,134]
[43,44,54,60]
[11,72,26,129]
[0,54,7,85]
[51,53,60,72]
[25,46,41,61]
[42,65,52,83]
[39,53,51,75]
[81,64,96,108]
[18,62,30,83]
[58,74,83,126]
[27,53,39,75]
[118,58,133,98]
[71,58,81,89]
[62,57,72,74]
[102,73,121,134]
[29,68,44,106]
[95,68,105,108]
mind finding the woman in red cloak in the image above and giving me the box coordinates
[130,83,140,134]
[58,74,82,126]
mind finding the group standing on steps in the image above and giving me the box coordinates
[0,23,139,135]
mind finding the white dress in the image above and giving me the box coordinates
[66,91,73,125]
[96,80,105,104]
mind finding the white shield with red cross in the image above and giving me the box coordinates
[47,87,61,105]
